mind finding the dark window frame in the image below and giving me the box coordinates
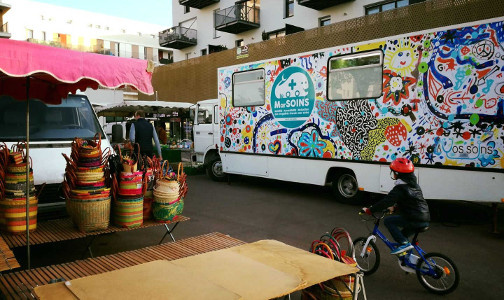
[319,15,331,27]
[285,0,294,18]
[232,68,266,107]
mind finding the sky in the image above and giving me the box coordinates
[32,0,173,27]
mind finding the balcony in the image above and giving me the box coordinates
[214,3,260,34]
[179,0,219,9]
[297,0,354,10]
[0,22,10,38]
[159,26,197,49]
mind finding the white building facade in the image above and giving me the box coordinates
[4,0,173,64]
[167,0,425,62]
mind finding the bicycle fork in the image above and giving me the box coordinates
[359,235,377,258]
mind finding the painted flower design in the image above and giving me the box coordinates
[383,70,416,106]
[298,129,326,157]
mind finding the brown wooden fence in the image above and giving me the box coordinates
[143,0,504,103]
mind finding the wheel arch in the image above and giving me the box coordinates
[325,167,357,185]
[203,149,220,166]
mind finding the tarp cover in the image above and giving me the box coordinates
[0,39,154,104]
[34,240,359,299]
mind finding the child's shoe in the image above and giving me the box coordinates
[391,243,413,255]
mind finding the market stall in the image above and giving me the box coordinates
[0,38,154,269]
[95,100,195,161]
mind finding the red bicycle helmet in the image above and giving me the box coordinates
[390,158,414,173]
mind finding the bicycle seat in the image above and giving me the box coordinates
[414,226,429,233]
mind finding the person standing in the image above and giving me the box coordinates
[129,110,163,159]
[156,122,168,145]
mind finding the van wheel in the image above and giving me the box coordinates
[332,172,363,204]
[206,157,226,182]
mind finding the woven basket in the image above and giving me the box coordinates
[152,198,184,222]
[153,180,179,203]
[0,198,38,234]
[67,197,111,232]
[113,197,144,228]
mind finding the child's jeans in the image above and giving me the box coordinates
[384,215,429,244]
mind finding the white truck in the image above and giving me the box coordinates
[0,94,111,216]
[193,17,504,204]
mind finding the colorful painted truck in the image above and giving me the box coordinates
[195,17,504,203]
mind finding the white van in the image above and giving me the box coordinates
[0,94,111,218]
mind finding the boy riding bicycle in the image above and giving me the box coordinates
[362,158,430,255]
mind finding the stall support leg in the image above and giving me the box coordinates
[159,222,180,244]
[81,235,97,259]
[353,272,367,300]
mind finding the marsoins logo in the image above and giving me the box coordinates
[271,66,315,128]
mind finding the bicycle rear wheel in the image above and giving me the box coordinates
[353,237,380,275]
[416,252,459,295]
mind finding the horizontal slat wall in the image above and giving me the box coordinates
[0,232,245,299]
[0,236,20,272]
[145,0,504,103]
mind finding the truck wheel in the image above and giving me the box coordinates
[332,172,363,204]
[206,157,226,182]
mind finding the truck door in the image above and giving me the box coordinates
[193,102,218,162]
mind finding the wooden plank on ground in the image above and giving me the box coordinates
[0,235,20,272]
[0,232,243,299]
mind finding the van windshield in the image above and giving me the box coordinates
[0,95,104,141]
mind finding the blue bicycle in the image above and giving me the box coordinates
[354,211,459,295]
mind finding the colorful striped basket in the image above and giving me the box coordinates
[0,198,38,234]
[113,196,144,228]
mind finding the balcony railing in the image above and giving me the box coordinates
[1,22,7,32]
[214,3,260,34]
[159,26,197,49]
[297,0,354,11]
[179,0,219,9]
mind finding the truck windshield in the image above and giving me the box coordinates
[0,95,105,141]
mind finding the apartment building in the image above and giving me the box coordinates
[3,0,173,65]
[163,0,426,62]
[0,1,10,38]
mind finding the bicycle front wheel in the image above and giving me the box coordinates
[353,237,380,275]
[416,252,459,295]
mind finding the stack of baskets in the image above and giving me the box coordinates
[303,227,357,300]
[152,161,187,222]
[0,143,38,234]
[113,170,145,228]
[62,135,111,232]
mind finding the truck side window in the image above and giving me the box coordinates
[232,68,265,107]
[327,50,383,100]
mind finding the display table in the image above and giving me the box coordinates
[161,146,192,163]
[34,240,361,299]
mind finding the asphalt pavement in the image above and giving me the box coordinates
[13,173,504,299]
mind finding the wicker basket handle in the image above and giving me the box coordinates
[101,147,112,165]
[159,160,169,179]
[62,153,77,170]
[177,162,184,181]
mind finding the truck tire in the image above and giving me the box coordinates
[206,157,227,182]
[332,172,363,204]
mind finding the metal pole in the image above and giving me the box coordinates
[25,77,31,270]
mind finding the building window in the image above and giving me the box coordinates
[144,47,148,60]
[121,29,126,33]
[42,31,46,41]
[285,0,294,18]
[327,50,383,100]
[319,16,331,27]
[235,39,244,47]
[186,53,191,60]
[184,5,190,14]
[27,29,34,39]
[233,69,265,107]
[268,30,285,40]
[201,49,207,56]
[365,0,415,15]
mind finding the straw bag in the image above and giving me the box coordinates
[113,196,144,228]
[0,197,38,234]
[66,196,111,232]
[153,161,179,204]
